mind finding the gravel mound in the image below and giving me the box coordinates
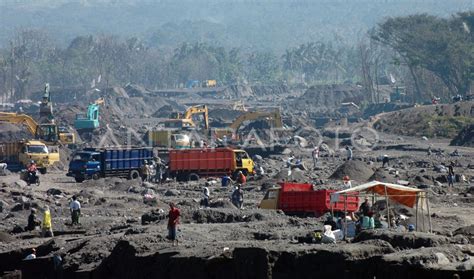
[329,160,375,181]
[450,124,474,147]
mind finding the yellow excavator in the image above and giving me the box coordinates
[214,109,283,140]
[0,112,75,145]
[163,105,209,130]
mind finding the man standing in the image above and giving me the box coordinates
[346,146,353,161]
[201,186,210,208]
[167,203,180,246]
[141,160,151,182]
[448,161,455,191]
[343,176,352,189]
[312,146,320,168]
[69,196,81,225]
[231,185,244,209]
[26,208,41,231]
[42,206,53,237]
[382,155,390,168]
[24,248,36,260]
[236,171,247,185]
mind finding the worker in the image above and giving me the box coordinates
[221,173,232,187]
[312,146,320,168]
[42,206,53,237]
[24,248,36,260]
[27,160,38,183]
[343,176,352,188]
[345,146,353,161]
[408,224,415,232]
[167,203,180,246]
[69,195,81,225]
[447,161,455,191]
[255,165,265,178]
[231,185,244,209]
[361,211,375,230]
[359,198,371,217]
[25,208,41,231]
[382,155,389,168]
[323,215,337,231]
[201,186,210,208]
[153,157,164,183]
[141,160,151,182]
[236,171,246,185]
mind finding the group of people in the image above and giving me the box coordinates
[25,195,82,237]
[141,158,166,183]
[200,171,246,209]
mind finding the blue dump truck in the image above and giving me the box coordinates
[67,147,153,182]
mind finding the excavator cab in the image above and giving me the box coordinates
[36,124,59,143]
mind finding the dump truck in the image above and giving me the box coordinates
[168,147,254,181]
[202,80,217,88]
[0,140,59,174]
[259,182,359,216]
[67,147,153,182]
[146,130,192,148]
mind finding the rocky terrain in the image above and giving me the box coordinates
[0,84,473,279]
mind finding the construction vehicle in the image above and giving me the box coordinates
[259,182,359,217]
[213,109,283,140]
[201,80,217,88]
[0,140,59,174]
[146,130,192,149]
[74,97,105,131]
[168,147,254,181]
[0,112,75,145]
[162,105,209,130]
[67,147,153,182]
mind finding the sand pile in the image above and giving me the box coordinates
[329,160,374,181]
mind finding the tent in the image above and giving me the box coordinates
[333,181,431,233]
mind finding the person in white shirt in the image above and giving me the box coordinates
[312,147,320,168]
[201,187,210,208]
[343,176,352,188]
[69,196,81,225]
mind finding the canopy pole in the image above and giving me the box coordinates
[384,185,390,228]
[421,194,425,232]
[343,194,347,240]
[415,194,419,232]
[426,193,432,233]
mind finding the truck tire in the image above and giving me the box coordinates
[188,173,200,181]
[92,173,100,180]
[129,170,140,180]
[39,168,47,175]
[75,177,85,183]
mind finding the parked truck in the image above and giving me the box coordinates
[0,140,59,174]
[168,147,254,181]
[146,130,192,149]
[259,182,359,216]
[67,147,153,182]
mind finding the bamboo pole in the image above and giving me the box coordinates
[384,185,390,228]
[344,194,347,239]
[426,193,432,233]
[415,194,418,232]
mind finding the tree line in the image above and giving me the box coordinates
[0,11,472,103]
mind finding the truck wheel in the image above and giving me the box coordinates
[129,170,140,180]
[75,177,85,183]
[39,168,47,175]
[92,173,100,180]
[188,173,200,181]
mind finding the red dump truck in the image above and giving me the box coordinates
[168,147,254,181]
[259,182,359,216]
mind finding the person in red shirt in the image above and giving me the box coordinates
[27,160,37,173]
[167,203,180,246]
[237,171,246,185]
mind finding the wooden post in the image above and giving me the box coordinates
[344,194,347,240]
[421,193,425,232]
[426,193,432,233]
[415,194,419,232]
[384,185,390,228]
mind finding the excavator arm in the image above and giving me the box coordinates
[229,110,282,131]
[183,105,209,129]
[0,112,39,136]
